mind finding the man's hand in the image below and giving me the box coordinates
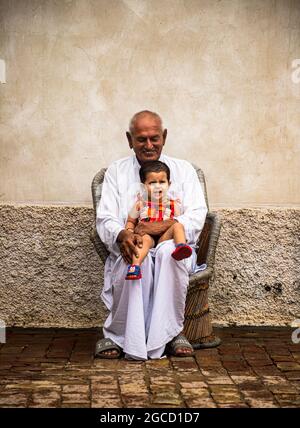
[134,219,177,237]
[117,229,143,264]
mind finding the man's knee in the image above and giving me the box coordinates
[155,240,175,260]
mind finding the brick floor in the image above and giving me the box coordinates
[0,327,299,408]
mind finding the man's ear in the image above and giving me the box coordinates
[163,129,167,145]
[126,132,133,149]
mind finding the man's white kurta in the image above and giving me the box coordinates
[96,154,207,360]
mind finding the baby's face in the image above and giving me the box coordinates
[143,171,170,201]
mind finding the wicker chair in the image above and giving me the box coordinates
[90,164,222,349]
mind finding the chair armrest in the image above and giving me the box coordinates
[189,267,214,287]
[196,212,221,269]
[206,212,222,268]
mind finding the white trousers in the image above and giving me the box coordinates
[102,240,196,360]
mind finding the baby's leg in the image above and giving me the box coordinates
[131,234,155,266]
[157,222,186,244]
[125,234,155,280]
[172,222,187,245]
[157,223,192,261]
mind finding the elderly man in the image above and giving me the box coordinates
[95,111,207,360]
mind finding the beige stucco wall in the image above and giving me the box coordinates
[0,204,299,328]
[0,0,300,206]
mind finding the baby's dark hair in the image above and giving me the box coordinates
[139,160,170,183]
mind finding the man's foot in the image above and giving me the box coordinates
[173,346,194,356]
[95,338,122,359]
[125,264,142,280]
[166,334,195,357]
[171,244,192,261]
[98,349,119,357]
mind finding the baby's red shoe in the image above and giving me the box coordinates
[171,243,192,261]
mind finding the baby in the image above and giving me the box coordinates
[125,160,192,280]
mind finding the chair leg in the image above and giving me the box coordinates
[183,281,221,349]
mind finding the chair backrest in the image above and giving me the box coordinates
[91,169,106,216]
[191,163,209,211]
[91,163,209,218]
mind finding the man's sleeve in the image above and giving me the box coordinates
[96,163,124,255]
[128,199,140,220]
[173,163,208,246]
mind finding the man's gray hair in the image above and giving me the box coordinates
[129,110,163,134]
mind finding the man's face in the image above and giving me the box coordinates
[126,115,167,164]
